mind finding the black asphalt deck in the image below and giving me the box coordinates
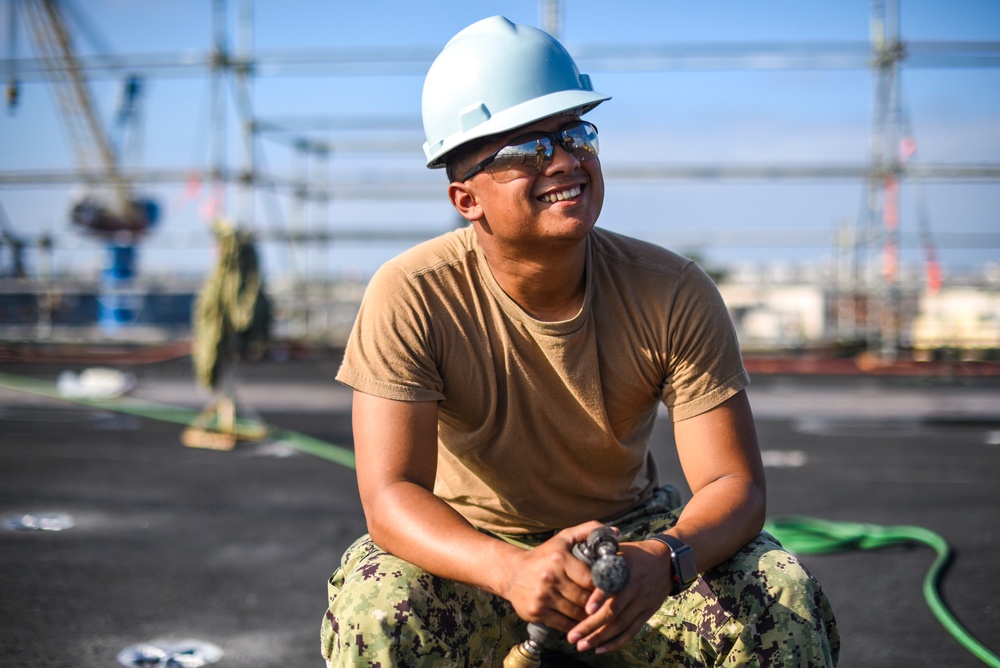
[1,356,999,667]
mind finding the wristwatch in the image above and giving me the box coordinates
[647,534,698,595]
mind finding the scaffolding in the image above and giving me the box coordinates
[1,0,999,355]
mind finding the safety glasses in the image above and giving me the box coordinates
[460,120,600,183]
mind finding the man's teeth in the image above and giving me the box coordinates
[540,185,582,203]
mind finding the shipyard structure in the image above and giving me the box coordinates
[1,0,998,366]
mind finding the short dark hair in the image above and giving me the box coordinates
[444,133,499,183]
[444,154,466,183]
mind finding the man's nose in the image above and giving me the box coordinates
[544,140,582,174]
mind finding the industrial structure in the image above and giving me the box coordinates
[1,0,998,361]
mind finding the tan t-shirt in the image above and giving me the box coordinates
[337,226,748,534]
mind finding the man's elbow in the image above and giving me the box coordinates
[728,474,767,541]
[749,479,767,535]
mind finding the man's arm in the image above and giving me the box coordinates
[567,389,765,653]
[351,390,601,632]
[664,388,767,569]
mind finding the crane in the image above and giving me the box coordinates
[17,0,159,328]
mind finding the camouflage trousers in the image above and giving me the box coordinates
[321,486,839,667]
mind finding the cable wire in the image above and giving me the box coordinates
[764,515,1000,668]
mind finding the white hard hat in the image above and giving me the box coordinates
[421,16,611,168]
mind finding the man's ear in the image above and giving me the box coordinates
[448,181,483,222]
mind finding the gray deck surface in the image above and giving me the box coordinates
[2,356,999,667]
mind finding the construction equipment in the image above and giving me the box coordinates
[503,526,630,668]
[21,0,158,237]
[19,0,159,328]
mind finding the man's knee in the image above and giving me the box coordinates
[321,537,517,666]
[705,534,840,665]
[323,546,447,663]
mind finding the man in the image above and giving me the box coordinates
[322,16,838,667]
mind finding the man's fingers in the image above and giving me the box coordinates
[567,539,675,652]
[585,588,606,615]
[566,592,622,644]
[565,554,595,589]
[598,612,653,654]
[559,520,612,548]
[550,588,589,625]
[568,583,655,653]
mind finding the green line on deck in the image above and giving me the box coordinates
[0,371,356,468]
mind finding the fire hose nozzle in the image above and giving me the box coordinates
[501,641,542,668]
[572,526,630,593]
[504,526,631,666]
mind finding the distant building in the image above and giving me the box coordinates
[719,282,827,351]
[912,287,1000,357]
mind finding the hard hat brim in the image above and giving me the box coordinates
[424,89,611,168]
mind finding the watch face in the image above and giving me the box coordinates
[674,545,698,586]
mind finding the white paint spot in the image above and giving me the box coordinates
[761,450,808,468]
[4,512,75,531]
[117,639,222,667]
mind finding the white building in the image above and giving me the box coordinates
[719,283,827,351]
[912,287,1000,355]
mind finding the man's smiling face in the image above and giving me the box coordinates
[457,114,605,252]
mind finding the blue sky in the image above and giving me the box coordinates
[1,0,998,283]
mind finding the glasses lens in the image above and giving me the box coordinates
[484,122,599,184]
[486,138,553,183]
[562,122,599,161]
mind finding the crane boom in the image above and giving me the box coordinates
[21,0,155,235]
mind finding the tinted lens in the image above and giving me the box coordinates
[485,122,599,183]
[561,122,599,161]
[486,138,553,181]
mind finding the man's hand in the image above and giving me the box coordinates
[501,521,609,633]
[563,390,766,653]
[565,539,673,654]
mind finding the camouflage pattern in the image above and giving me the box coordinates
[321,486,839,667]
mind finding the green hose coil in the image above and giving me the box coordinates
[764,516,1000,667]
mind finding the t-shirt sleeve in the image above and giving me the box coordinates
[335,262,446,402]
[661,261,749,421]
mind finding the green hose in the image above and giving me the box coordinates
[764,515,1000,668]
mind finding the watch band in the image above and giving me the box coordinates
[647,534,698,595]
